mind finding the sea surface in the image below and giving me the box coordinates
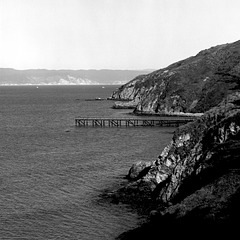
[0,85,174,240]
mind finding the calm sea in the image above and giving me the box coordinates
[0,85,174,239]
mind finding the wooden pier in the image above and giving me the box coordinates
[75,117,193,128]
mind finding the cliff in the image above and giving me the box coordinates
[111,40,240,114]
[106,92,240,238]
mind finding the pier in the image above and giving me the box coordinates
[75,117,194,127]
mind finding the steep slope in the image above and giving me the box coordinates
[114,92,240,203]
[111,40,240,114]
[111,92,240,239]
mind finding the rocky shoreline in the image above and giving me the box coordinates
[112,101,138,109]
[101,40,240,238]
[110,40,240,116]
[103,92,240,239]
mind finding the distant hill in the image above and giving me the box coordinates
[111,40,240,113]
[0,69,152,85]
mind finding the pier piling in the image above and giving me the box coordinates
[75,117,194,128]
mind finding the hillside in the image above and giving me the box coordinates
[0,69,151,85]
[111,40,240,114]
[106,92,240,239]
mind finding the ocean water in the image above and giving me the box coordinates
[0,85,174,239]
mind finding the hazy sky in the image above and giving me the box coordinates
[1,0,240,70]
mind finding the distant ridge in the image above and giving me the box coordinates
[0,68,152,86]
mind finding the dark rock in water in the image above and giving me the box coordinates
[111,40,240,115]
[127,161,152,180]
[113,92,240,239]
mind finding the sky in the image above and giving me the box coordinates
[0,0,240,70]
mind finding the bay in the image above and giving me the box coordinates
[0,85,174,239]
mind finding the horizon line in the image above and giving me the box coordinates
[0,67,156,72]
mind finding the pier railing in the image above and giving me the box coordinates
[75,117,194,127]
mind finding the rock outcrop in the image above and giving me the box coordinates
[112,101,138,109]
[111,40,240,114]
[108,92,240,238]
[127,161,152,180]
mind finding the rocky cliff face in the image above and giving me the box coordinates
[107,92,240,238]
[111,40,240,114]
[116,92,240,202]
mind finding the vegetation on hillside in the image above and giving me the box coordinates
[111,40,240,115]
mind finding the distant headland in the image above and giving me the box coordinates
[0,68,152,86]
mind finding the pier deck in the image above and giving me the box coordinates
[75,117,194,127]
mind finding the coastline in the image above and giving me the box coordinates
[104,92,240,239]
[111,99,203,117]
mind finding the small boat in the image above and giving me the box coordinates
[85,97,105,101]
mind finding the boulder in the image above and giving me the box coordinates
[127,161,152,180]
